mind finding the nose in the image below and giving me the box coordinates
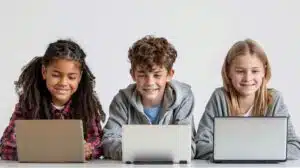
[145,75,155,85]
[243,71,252,82]
[58,77,68,86]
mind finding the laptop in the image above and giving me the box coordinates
[15,120,86,163]
[213,117,288,163]
[122,125,191,164]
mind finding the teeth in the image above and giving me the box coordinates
[56,89,68,94]
[241,85,254,87]
[143,89,158,92]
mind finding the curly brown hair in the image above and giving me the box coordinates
[128,35,177,72]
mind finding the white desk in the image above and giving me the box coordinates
[0,160,299,168]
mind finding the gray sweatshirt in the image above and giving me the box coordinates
[102,80,196,160]
[194,87,300,160]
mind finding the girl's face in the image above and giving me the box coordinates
[228,54,265,98]
[42,58,82,106]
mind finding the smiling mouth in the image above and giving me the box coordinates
[143,88,159,92]
[240,84,255,87]
[54,88,69,94]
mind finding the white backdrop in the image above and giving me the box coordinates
[0,0,299,135]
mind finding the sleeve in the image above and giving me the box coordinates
[102,94,128,160]
[0,103,24,160]
[194,92,217,160]
[172,91,196,159]
[272,91,300,160]
[85,114,104,160]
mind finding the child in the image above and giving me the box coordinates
[194,39,300,160]
[0,39,106,160]
[102,35,196,160]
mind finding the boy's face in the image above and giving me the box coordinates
[42,58,82,106]
[131,65,174,106]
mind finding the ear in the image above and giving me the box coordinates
[167,69,174,82]
[41,65,47,80]
[130,69,136,82]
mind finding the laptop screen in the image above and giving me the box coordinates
[213,117,287,162]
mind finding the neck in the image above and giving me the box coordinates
[52,98,68,107]
[142,95,163,108]
[51,103,65,110]
[238,94,255,114]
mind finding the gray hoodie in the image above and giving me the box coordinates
[194,87,300,160]
[102,80,196,160]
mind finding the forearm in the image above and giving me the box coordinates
[102,138,122,160]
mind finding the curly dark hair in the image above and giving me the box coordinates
[14,39,105,136]
[128,35,177,72]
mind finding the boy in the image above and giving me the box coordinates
[102,35,196,160]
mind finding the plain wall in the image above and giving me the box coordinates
[0,0,299,135]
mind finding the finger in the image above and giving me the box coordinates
[84,146,92,153]
[84,143,90,150]
[89,144,94,150]
[84,149,91,157]
[85,152,92,159]
[85,151,91,156]
[88,149,93,155]
[86,143,93,151]
[84,146,88,152]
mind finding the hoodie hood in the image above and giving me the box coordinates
[119,80,192,113]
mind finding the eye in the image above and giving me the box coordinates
[252,70,260,73]
[137,74,146,78]
[68,76,77,80]
[235,70,244,73]
[154,74,162,78]
[51,74,60,78]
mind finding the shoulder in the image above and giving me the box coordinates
[266,88,285,108]
[266,88,289,116]
[267,88,285,108]
[213,87,226,96]
[168,80,193,96]
[10,102,25,119]
[267,88,283,101]
[110,83,136,105]
[169,80,191,90]
[209,87,227,102]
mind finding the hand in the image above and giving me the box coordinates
[84,142,94,159]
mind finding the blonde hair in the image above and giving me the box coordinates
[221,39,272,116]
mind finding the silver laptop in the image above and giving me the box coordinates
[213,117,287,163]
[122,125,191,164]
[15,120,86,163]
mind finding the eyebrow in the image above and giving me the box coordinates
[52,70,79,75]
[137,70,163,73]
[235,67,262,69]
[137,70,146,73]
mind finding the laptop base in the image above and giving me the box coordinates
[19,161,86,163]
[212,159,286,164]
[125,160,188,164]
